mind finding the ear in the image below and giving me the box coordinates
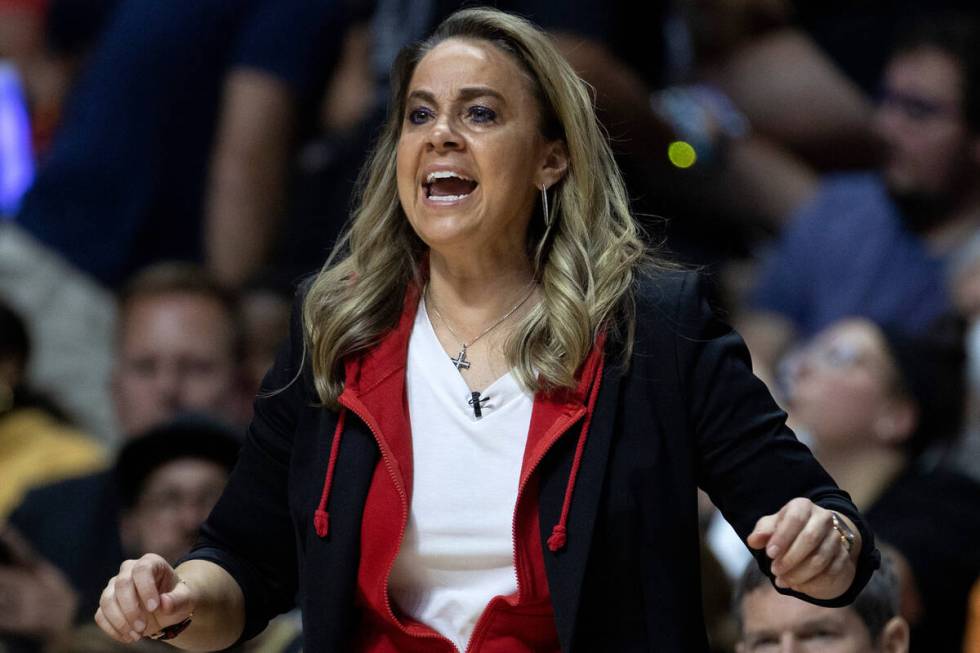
[877,616,910,653]
[535,139,569,190]
[873,399,917,446]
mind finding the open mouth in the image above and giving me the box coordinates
[423,171,479,203]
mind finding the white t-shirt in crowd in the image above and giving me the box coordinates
[389,299,534,652]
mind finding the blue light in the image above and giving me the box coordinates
[0,62,35,218]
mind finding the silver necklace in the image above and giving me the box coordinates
[426,281,537,371]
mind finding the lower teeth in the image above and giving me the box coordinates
[430,194,469,202]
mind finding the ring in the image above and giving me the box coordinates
[830,511,855,553]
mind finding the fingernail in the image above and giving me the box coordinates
[129,631,141,641]
[775,577,787,588]
[767,544,780,558]
[134,619,145,632]
[146,599,158,612]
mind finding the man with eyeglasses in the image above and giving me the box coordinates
[739,12,980,392]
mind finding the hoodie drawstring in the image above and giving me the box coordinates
[547,340,606,553]
[314,407,347,538]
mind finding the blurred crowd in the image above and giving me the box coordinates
[1,0,979,651]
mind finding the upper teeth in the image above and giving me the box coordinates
[426,171,472,184]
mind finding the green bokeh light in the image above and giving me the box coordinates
[667,141,697,169]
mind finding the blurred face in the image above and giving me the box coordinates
[240,289,291,398]
[788,320,903,448]
[113,293,240,437]
[738,585,877,653]
[122,458,227,564]
[396,38,561,258]
[873,47,973,198]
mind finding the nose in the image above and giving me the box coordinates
[427,113,462,152]
[779,635,802,653]
[153,362,182,408]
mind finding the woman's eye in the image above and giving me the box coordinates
[467,106,496,123]
[407,108,432,125]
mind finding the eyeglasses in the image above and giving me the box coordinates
[801,336,898,387]
[808,339,863,370]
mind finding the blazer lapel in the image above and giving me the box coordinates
[538,363,621,652]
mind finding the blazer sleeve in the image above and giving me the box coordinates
[672,271,880,607]
[182,285,310,641]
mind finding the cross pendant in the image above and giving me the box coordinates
[450,346,471,370]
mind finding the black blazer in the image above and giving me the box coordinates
[189,270,879,652]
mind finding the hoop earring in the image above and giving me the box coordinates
[540,184,551,227]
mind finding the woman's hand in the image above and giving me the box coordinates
[747,497,860,600]
[95,554,196,643]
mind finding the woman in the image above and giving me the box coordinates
[95,9,878,652]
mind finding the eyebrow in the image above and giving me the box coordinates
[406,86,506,106]
[744,617,844,643]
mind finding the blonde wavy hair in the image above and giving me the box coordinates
[304,7,653,407]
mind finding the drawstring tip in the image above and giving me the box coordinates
[314,509,330,538]
[547,525,567,552]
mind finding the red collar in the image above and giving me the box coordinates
[316,283,605,556]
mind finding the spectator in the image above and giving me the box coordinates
[784,317,979,649]
[39,416,240,653]
[0,262,245,653]
[0,0,347,438]
[238,276,293,401]
[740,13,980,387]
[0,300,104,520]
[709,315,980,649]
[733,556,910,653]
[112,262,247,436]
[114,416,240,565]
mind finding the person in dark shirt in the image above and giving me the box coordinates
[741,13,980,388]
[784,315,980,650]
[0,264,245,653]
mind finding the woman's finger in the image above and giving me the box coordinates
[99,584,141,642]
[764,498,812,559]
[746,513,778,550]
[825,541,851,578]
[132,556,168,614]
[112,571,148,635]
[771,508,832,577]
[94,607,130,643]
[778,522,840,588]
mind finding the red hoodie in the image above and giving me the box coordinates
[308,289,604,652]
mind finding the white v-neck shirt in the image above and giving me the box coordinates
[389,300,534,652]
